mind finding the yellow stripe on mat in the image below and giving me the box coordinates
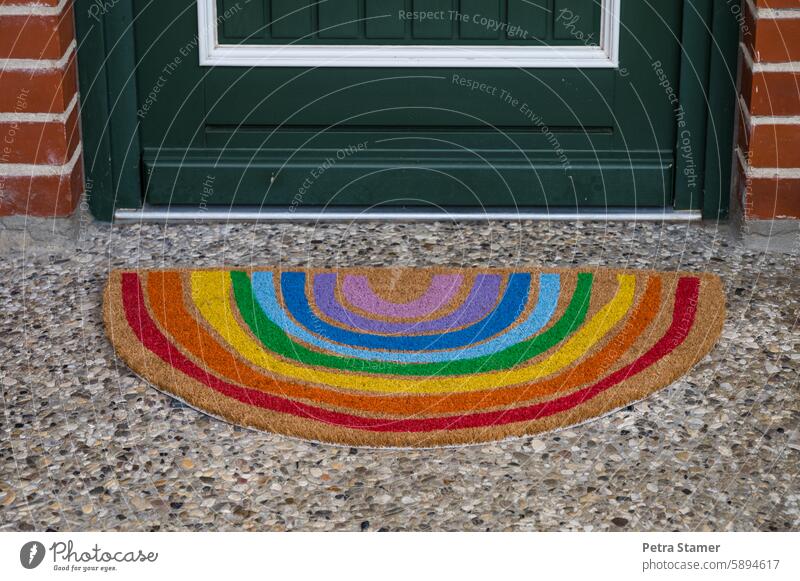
[189,271,636,394]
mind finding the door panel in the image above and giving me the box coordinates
[506,0,548,39]
[553,0,598,41]
[366,0,406,38]
[133,0,682,209]
[221,0,264,39]
[217,0,601,45]
[202,69,616,127]
[271,0,313,38]
[319,0,362,38]
[459,0,500,39]
[413,0,455,39]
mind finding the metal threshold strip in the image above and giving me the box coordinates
[115,205,702,223]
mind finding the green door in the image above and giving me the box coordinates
[132,0,683,210]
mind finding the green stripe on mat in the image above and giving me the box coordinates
[230,270,594,376]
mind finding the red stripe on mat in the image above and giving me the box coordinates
[119,273,699,433]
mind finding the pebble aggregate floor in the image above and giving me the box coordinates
[1,220,797,531]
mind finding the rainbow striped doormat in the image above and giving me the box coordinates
[103,268,725,447]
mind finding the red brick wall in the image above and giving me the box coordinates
[0,0,83,217]
[734,0,800,222]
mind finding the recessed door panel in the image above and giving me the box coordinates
[216,0,601,45]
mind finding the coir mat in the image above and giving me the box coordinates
[103,267,725,448]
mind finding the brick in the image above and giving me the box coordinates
[738,118,800,168]
[0,103,80,165]
[0,4,74,60]
[743,4,800,63]
[747,177,800,219]
[755,1,800,8]
[740,59,800,116]
[0,1,63,5]
[0,154,83,217]
[736,149,800,220]
[0,54,77,113]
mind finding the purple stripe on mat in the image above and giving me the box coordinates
[340,274,463,318]
[313,274,502,334]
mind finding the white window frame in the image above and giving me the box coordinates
[197,0,620,68]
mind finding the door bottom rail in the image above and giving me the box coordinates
[114,205,702,223]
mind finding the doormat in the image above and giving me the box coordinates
[103,268,725,448]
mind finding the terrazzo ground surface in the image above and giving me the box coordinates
[1,220,797,531]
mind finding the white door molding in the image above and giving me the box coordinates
[197,1,621,68]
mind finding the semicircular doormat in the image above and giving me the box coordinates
[103,268,725,448]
